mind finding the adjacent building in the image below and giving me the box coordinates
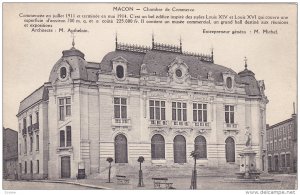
[266,111,297,173]
[16,87,49,179]
[17,36,268,179]
[3,127,18,179]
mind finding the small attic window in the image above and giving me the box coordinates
[176,69,183,78]
[116,65,124,79]
[60,67,67,79]
[226,77,233,88]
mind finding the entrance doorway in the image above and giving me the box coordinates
[61,156,71,178]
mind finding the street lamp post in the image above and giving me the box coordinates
[106,157,113,183]
[137,156,145,187]
[190,151,200,189]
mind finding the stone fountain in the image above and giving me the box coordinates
[236,129,261,179]
[224,128,278,184]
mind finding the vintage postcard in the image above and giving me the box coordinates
[2,2,297,193]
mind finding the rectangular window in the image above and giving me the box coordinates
[36,134,39,151]
[286,154,291,167]
[149,100,166,120]
[23,118,27,131]
[66,126,72,147]
[114,97,127,119]
[281,154,286,167]
[225,105,234,123]
[37,160,39,174]
[19,144,21,155]
[25,161,27,174]
[24,137,27,154]
[59,99,65,120]
[30,161,33,174]
[60,126,72,147]
[59,97,71,121]
[30,136,33,152]
[172,102,187,121]
[29,115,32,126]
[36,112,39,129]
[66,98,71,116]
[270,143,273,151]
[193,103,208,122]
[60,130,65,147]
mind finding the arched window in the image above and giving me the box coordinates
[151,134,165,159]
[115,134,128,163]
[226,77,232,88]
[116,65,124,79]
[225,137,235,162]
[195,136,207,159]
[60,67,67,79]
[174,135,186,163]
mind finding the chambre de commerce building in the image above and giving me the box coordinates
[16,36,268,179]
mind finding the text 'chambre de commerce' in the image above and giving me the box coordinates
[112,6,195,12]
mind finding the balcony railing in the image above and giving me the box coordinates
[149,119,168,126]
[224,123,238,128]
[223,123,239,133]
[112,118,131,126]
[28,126,33,135]
[22,128,27,135]
[33,123,39,130]
[172,121,190,127]
[193,121,210,128]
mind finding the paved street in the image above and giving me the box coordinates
[78,174,297,190]
[3,174,297,190]
[3,180,93,190]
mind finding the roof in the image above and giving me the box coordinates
[100,50,145,76]
[267,116,296,130]
[17,85,49,115]
[46,43,262,96]
[238,71,261,96]
[142,50,237,82]
[99,49,262,96]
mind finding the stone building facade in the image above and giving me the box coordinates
[16,86,49,179]
[266,113,297,173]
[3,128,18,179]
[17,37,268,179]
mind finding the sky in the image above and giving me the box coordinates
[3,3,297,131]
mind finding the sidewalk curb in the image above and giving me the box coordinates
[30,179,111,190]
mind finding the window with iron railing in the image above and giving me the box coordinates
[114,97,127,119]
[172,102,187,121]
[225,105,234,124]
[149,100,166,125]
[193,103,207,122]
